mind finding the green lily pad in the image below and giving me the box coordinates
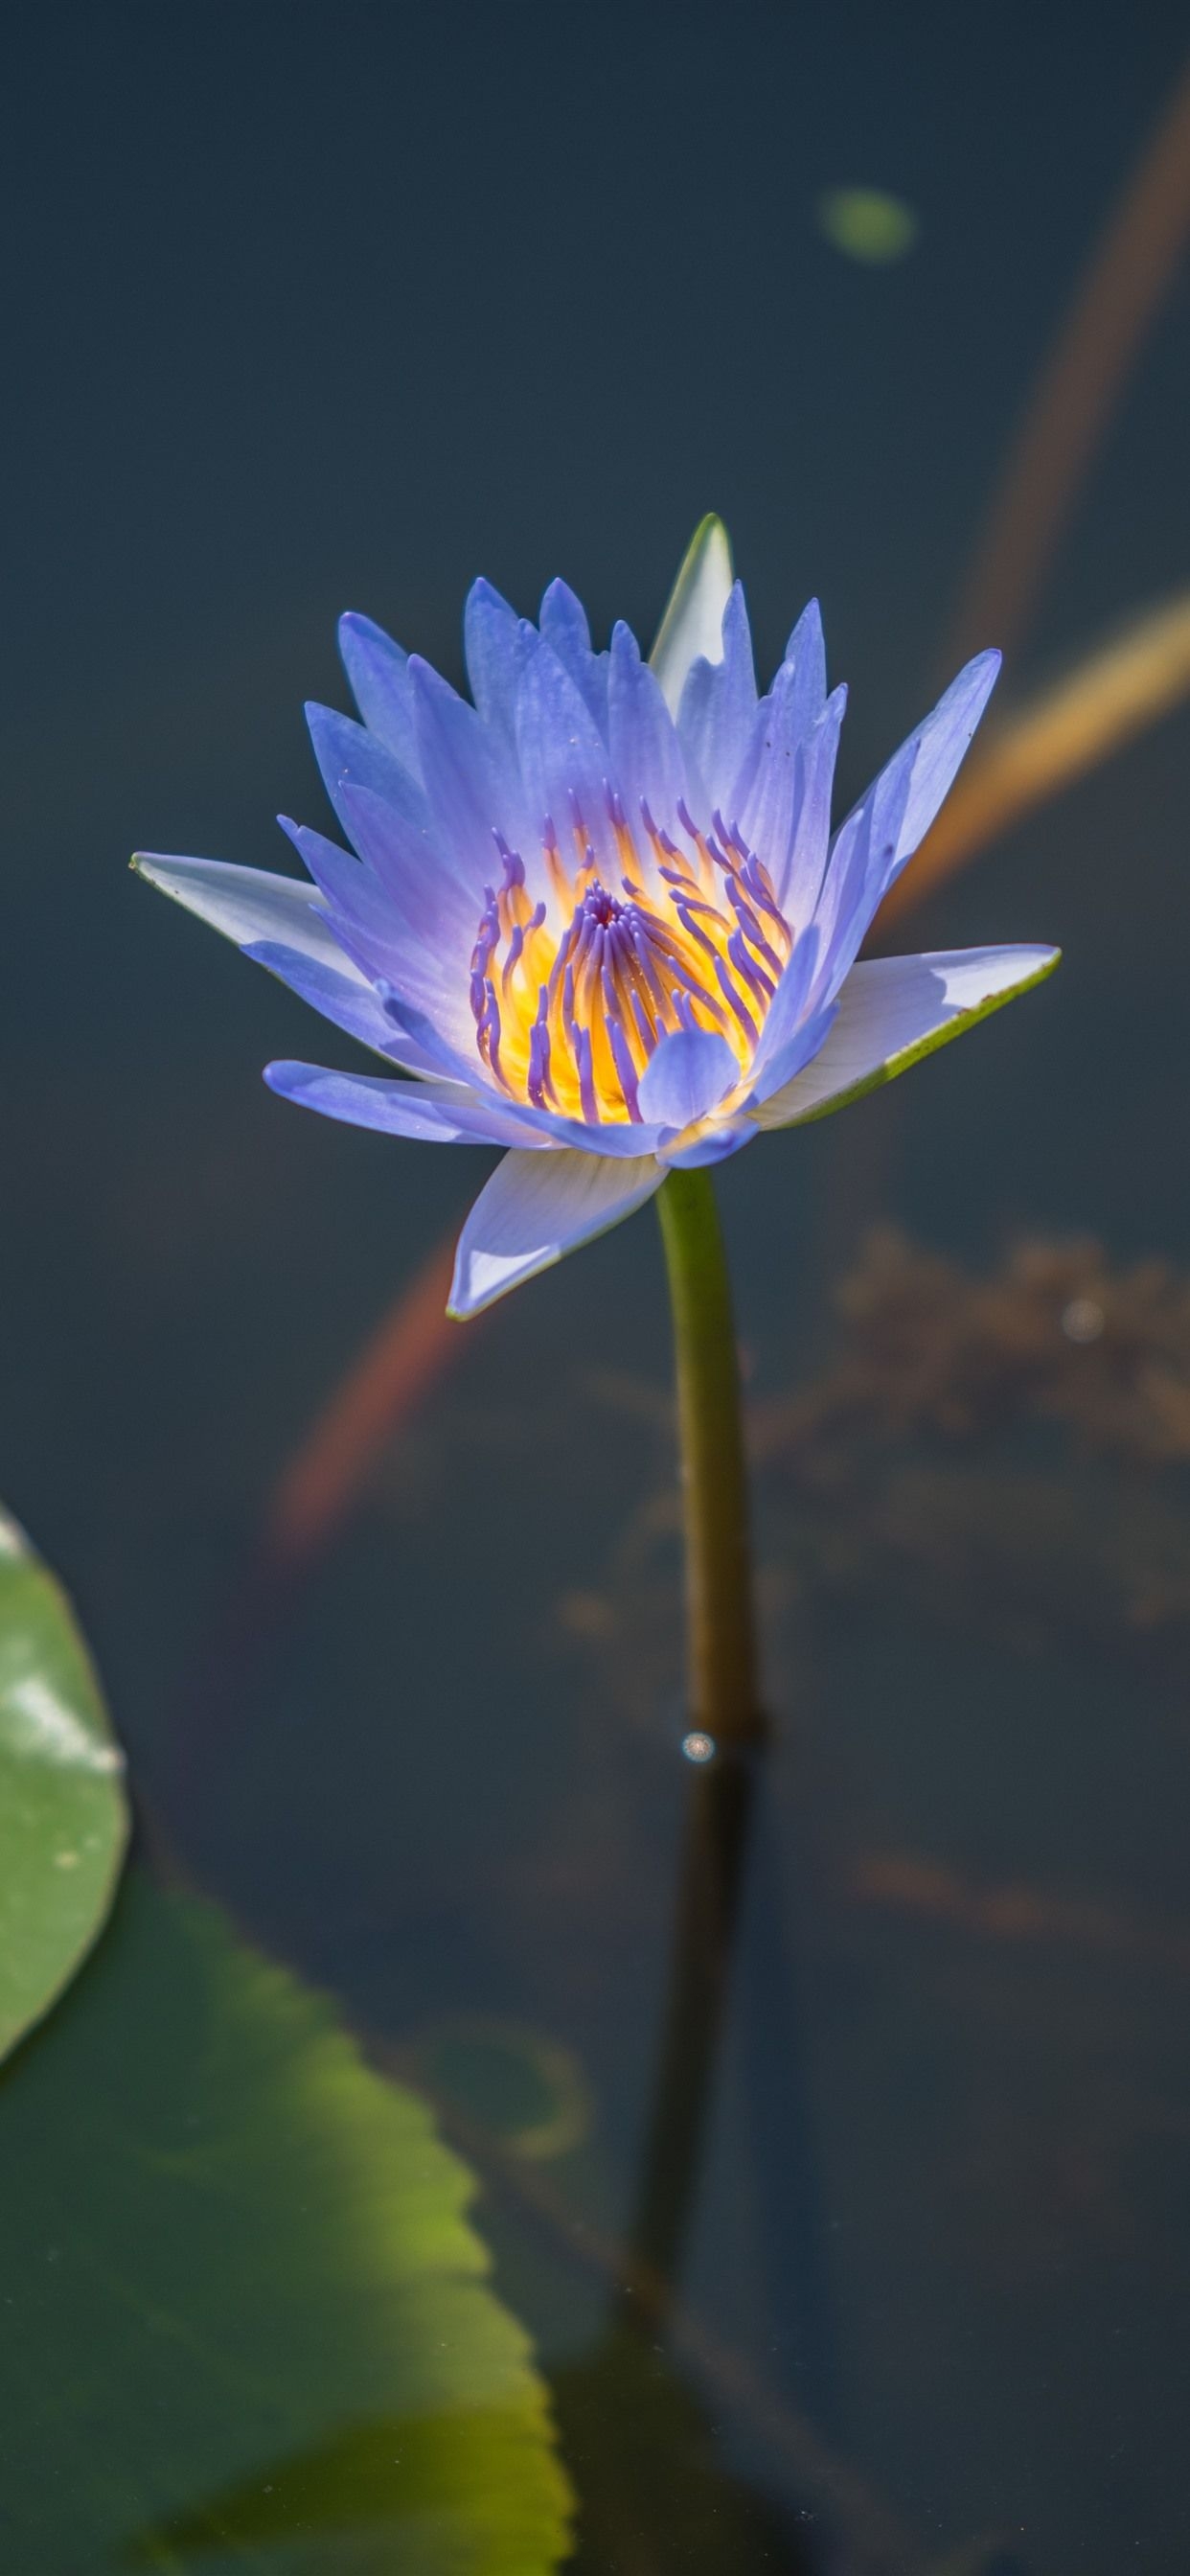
[0,1872,574,2574]
[0,1506,128,2063]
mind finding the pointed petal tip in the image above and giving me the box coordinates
[131,850,190,891]
[650,516,737,711]
[691,510,731,557]
[466,574,514,611]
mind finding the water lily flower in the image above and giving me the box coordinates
[136,520,1058,1319]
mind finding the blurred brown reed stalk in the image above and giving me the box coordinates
[947,50,1190,669]
[259,1234,462,1571]
[877,590,1190,931]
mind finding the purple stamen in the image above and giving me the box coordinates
[501,924,525,992]
[562,962,580,1054]
[728,928,774,1006]
[713,809,750,866]
[493,832,526,888]
[545,908,581,1017]
[528,990,554,1108]
[634,940,679,1030]
[739,855,788,931]
[726,881,784,978]
[606,1010,641,1119]
[470,891,499,977]
[713,953,759,1046]
[576,1024,598,1123]
[629,986,655,1059]
[482,978,508,1087]
[675,899,718,959]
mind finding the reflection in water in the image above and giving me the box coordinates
[623,1748,759,2312]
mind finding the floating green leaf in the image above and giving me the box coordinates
[0,1506,127,2062]
[0,1873,574,2574]
[815,187,919,264]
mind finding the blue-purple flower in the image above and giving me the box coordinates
[136,520,1058,1317]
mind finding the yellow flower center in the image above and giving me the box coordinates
[469,798,792,1124]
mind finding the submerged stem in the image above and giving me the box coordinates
[656,1167,763,1745]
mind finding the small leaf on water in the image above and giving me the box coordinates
[0,1872,574,2574]
[815,188,919,264]
[0,1507,128,2063]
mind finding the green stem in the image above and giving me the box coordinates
[656,1167,764,1745]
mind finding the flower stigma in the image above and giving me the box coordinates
[469,788,794,1124]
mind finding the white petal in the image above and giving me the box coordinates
[752,946,1060,1128]
[448,1147,663,1318]
[133,853,370,983]
[649,517,734,716]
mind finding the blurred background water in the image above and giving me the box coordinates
[4,3,1190,2568]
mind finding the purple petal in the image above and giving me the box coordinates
[607,622,688,853]
[136,847,452,1075]
[658,1120,756,1170]
[675,583,757,817]
[514,632,619,878]
[306,702,428,840]
[244,940,442,1075]
[896,651,1000,858]
[752,945,1060,1129]
[448,1146,664,1317]
[337,614,420,775]
[746,925,822,1086]
[464,579,533,742]
[812,651,1001,999]
[733,666,845,916]
[409,656,530,884]
[777,685,848,920]
[539,578,610,735]
[808,745,916,1002]
[780,597,828,723]
[263,1059,551,1148]
[331,782,477,935]
[279,816,476,1056]
[636,1028,740,1130]
[727,598,829,831]
[747,998,839,1106]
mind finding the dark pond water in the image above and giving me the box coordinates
[4,4,1190,2568]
